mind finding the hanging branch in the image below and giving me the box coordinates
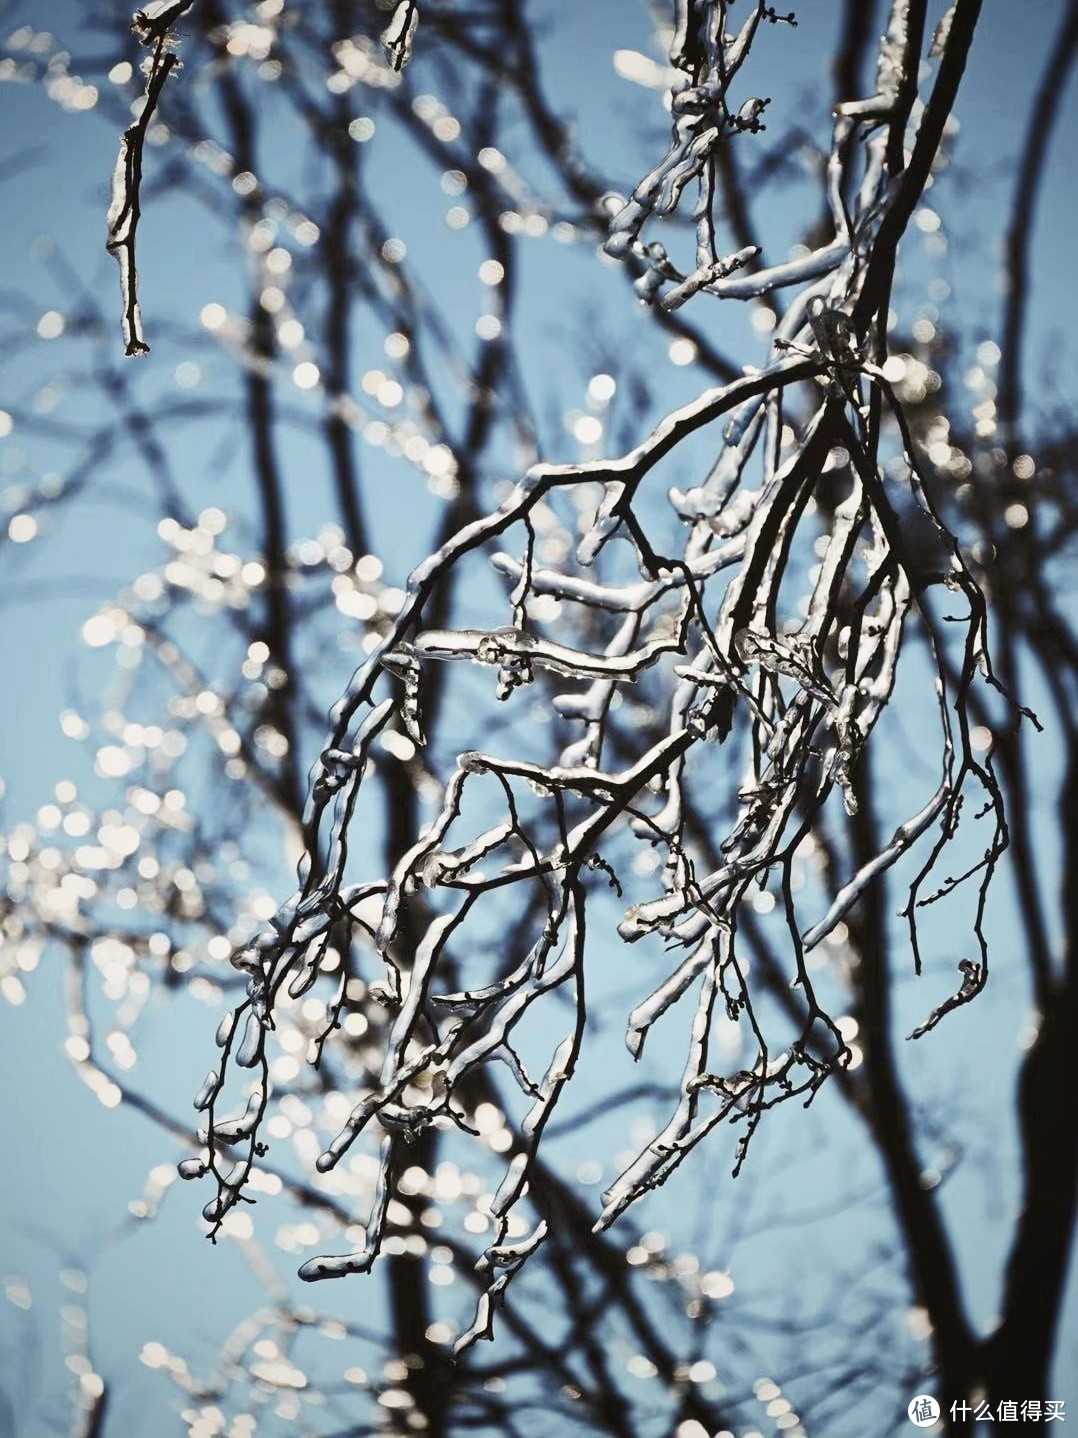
[106,1,199,355]
[174,0,1014,1349]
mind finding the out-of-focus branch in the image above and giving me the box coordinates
[997,0,1078,440]
[853,0,980,334]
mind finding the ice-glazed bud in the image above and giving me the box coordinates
[400,662,425,746]
[194,1069,218,1111]
[215,1012,235,1047]
[670,86,710,115]
[298,1252,371,1282]
[211,1090,262,1145]
[235,1010,263,1068]
[736,97,769,131]
[417,852,448,889]
[177,1157,207,1181]
[287,958,318,1000]
[201,1195,226,1222]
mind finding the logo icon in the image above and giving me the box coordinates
[909,1396,941,1427]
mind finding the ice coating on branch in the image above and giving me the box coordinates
[661,245,760,311]
[300,1137,394,1280]
[133,0,196,37]
[308,699,393,820]
[105,140,148,357]
[297,1252,373,1282]
[179,0,1007,1342]
[604,0,798,303]
[417,823,514,888]
[206,1089,262,1147]
[476,1219,549,1272]
[441,973,538,1090]
[930,4,957,59]
[107,1,196,354]
[626,939,713,1058]
[409,624,680,688]
[597,940,728,1233]
[454,1292,497,1354]
[490,1153,529,1221]
[876,0,912,105]
[286,952,320,1001]
[908,959,985,1040]
[381,0,418,72]
[703,239,848,303]
[380,913,456,1083]
[801,788,951,952]
[577,482,626,564]
[521,1036,577,1137]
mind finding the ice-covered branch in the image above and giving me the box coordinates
[173,0,1009,1345]
[106,1,198,354]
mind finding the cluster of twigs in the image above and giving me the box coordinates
[174,0,1010,1348]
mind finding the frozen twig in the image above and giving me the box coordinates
[106,0,198,354]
